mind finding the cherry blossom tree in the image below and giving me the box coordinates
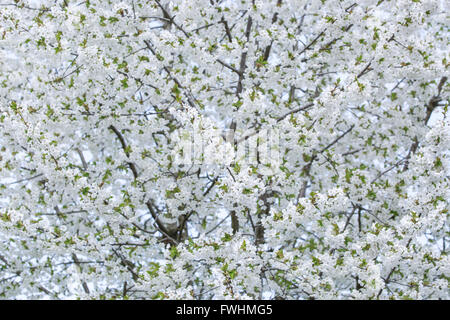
[0,0,448,299]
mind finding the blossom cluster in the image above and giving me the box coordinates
[0,0,448,299]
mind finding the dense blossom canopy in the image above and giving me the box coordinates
[0,0,448,299]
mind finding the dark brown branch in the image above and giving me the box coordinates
[236,16,253,96]
[319,125,355,153]
[356,61,373,79]
[231,211,239,235]
[72,253,90,294]
[75,148,88,171]
[154,0,190,38]
[191,22,215,33]
[108,125,138,179]
[220,17,233,42]
[425,76,447,125]
[108,125,129,157]
[203,176,218,197]
[371,158,406,183]
[0,253,10,267]
[402,76,447,171]
[342,148,362,156]
[38,286,52,295]
[298,29,326,56]
[177,211,194,241]
[217,59,241,75]
[345,3,358,12]
[263,41,273,62]
[5,173,44,185]
[277,103,314,122]
[297,125,354,201]
[0,3,50,12]
[143,40,196,108]
[342,206,357,233]
[376,267,396,299]
[288,86,296,103]
[205,212,231,235]
[112,249,139,281]
[260,0,281,64]
[145,200,172,239]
